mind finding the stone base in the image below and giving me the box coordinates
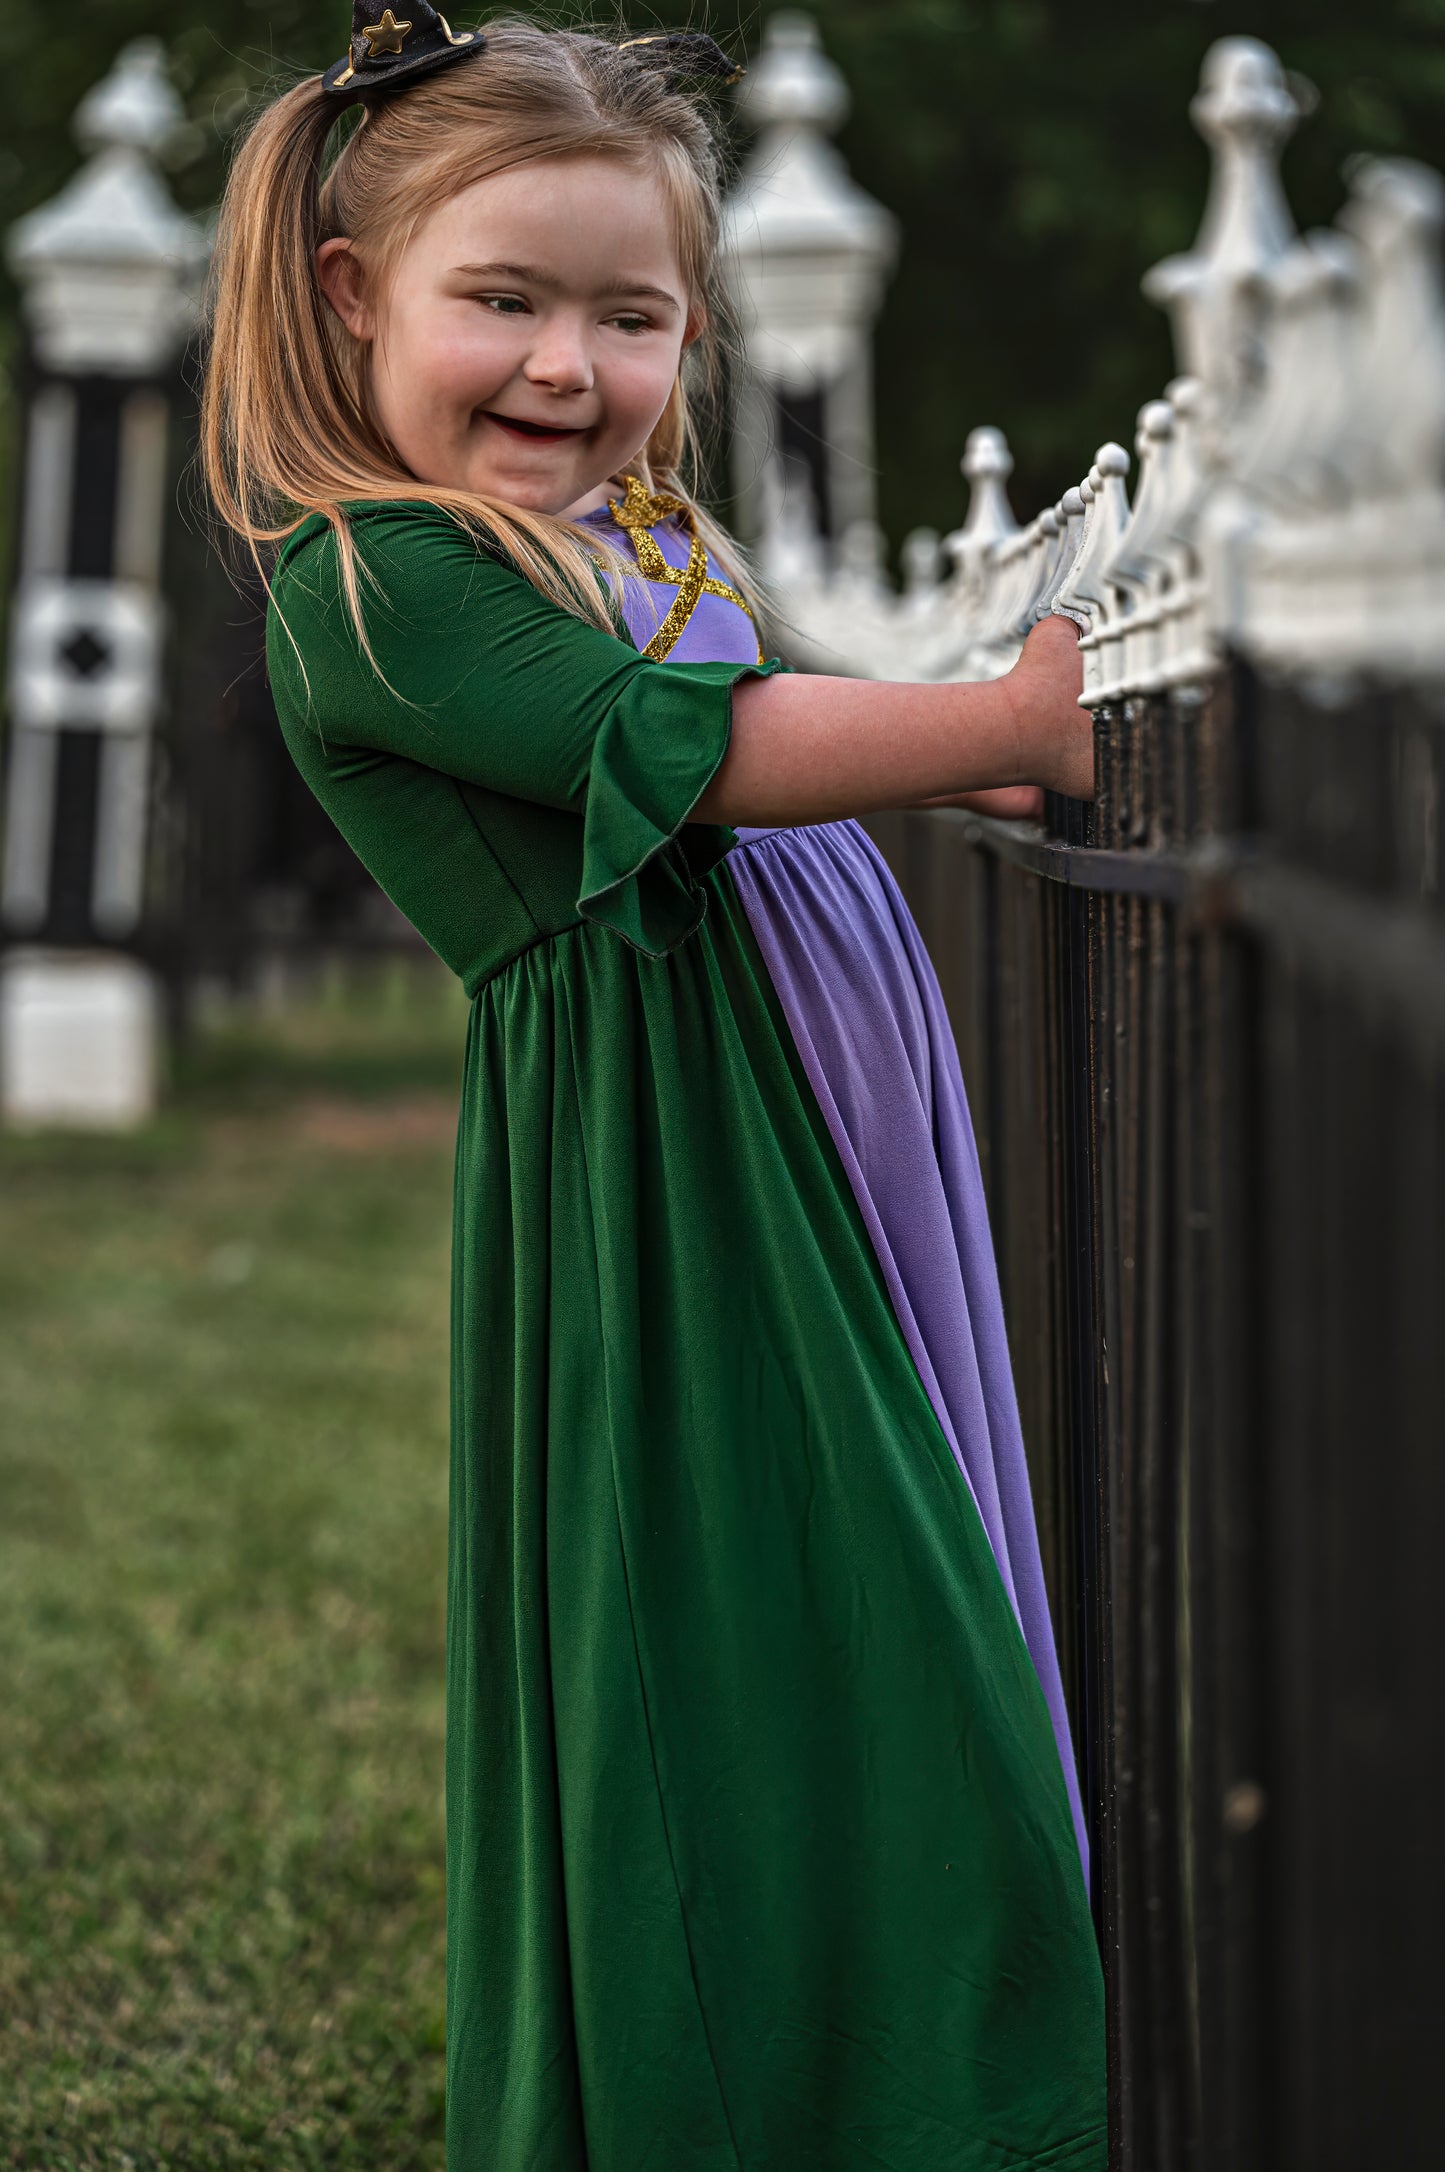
[0,949,159,1129]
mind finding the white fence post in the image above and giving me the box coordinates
[1,40,208,1129]
[721,12,898,559]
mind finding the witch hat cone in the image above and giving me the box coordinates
[323,2,485,102]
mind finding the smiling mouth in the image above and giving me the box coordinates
[484,411,590,443]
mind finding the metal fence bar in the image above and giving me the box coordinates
[870,644,1444,2167]
[783,31,1445,2163]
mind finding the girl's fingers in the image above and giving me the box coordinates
[949,784,1045,820]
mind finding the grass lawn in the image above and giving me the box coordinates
[0,962,470,2171]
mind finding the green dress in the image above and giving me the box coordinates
[268,501,1106,2171]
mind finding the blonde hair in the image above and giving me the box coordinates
[199,12,764,681]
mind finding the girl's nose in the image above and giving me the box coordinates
[523,321,595,396]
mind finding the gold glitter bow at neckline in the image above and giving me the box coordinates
[606,474,761,665]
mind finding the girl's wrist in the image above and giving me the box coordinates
[994,660,1039,789]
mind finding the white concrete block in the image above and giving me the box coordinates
[1,950,159,1129]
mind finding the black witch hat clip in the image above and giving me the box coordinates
[323,3,486,103]
[616,33,744,85]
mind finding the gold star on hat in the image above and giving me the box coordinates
[361,9,413,58]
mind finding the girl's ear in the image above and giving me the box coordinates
[681,301,708,349]
[316,238,374,341]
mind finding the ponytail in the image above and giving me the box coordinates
[201,80,384,560]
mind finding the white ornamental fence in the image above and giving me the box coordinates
[752,36,1444,707]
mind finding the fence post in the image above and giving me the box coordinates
[0,39,207,1127]
[721,11,897,553]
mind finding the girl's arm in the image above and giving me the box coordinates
[692,617,1091,826]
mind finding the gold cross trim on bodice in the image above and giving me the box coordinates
[606,473,763,665]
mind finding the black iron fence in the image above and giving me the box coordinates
[865,656,1445,2168]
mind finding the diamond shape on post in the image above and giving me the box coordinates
[59,627,112,680]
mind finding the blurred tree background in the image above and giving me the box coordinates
[4,0,1445,556]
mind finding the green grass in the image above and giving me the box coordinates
[0,963,470,2171]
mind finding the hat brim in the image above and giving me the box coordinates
[322,32,486,104]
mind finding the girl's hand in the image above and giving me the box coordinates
[1004,616,1095,802]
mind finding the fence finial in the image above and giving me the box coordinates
[945,427,1019,574]
[1056,446,1130,613]
[1340,159,1445,499]
[722,12,898,542]
[1144,38,1305,413]
[1227,154,1445,678]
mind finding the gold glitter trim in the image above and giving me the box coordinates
[606,473,762,664]
[616,35,745,85]
[436,14,476,43]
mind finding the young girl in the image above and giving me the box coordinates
[202,11,1106,2166]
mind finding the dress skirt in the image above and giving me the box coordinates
[445,870,1105,2171]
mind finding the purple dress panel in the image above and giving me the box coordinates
[585,504,1088,1877]
[725,823,1089,1877]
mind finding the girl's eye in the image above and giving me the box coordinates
[475,296,653,334]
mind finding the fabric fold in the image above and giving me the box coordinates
[728,819,1090,1881]
[577,657,786,956]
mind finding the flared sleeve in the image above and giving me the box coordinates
[574,655,785,951]
[266,502,788,958]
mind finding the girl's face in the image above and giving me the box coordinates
[317,154,698,520]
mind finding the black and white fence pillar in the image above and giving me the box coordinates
[721,12,897,557]
[1,40,207,1127]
